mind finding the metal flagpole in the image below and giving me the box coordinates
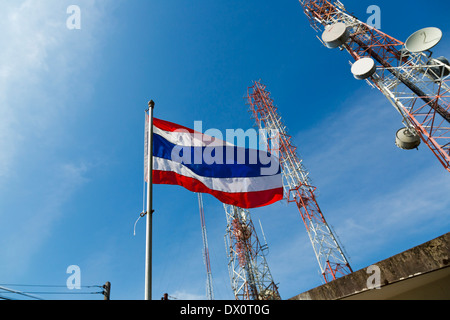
[145,100,155,300]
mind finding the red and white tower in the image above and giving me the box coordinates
[224,204,281,300]
[247,81,353,283]
[197,193,214,300]
[299,0,450,172]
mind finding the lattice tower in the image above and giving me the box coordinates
[247,81,353,283]
[224,204,281,300]
[299,0,450,172]
[197,193,214,300]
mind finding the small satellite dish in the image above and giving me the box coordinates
[322,22,350,49]
[351,57,377,80]
[405,27,443,53]
[395,128,421,150]
[427,56,450,80]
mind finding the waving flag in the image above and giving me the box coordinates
[145,117,283,209]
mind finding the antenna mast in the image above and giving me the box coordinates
[197,193,214,300]
[299,0,450,172]
[247,81,353,283]
[224,204,281,300]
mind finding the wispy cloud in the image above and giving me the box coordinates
[0,0,112,178]
[0,161,91,275]
[0,0,113,278]
[0,1,64,176]
[171,290,206,301]
[289,88,450,269]
[293,90,401,189]
[334,167,450,266]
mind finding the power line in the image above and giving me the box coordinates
[0,284,102,288]
[0,291,103,295]
[0,286,44,300]
[0,283,108,300]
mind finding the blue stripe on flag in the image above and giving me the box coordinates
[152,132,280,178]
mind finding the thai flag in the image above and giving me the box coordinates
[146,117,283,209]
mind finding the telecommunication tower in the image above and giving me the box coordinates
[298,0,450,172]
[197,193,214,300]
[224,204,281,300]
[247,81,353,283]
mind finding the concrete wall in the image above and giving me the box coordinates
[290,233,450,300]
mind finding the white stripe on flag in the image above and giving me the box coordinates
[153,156,282,193]
[153,126,233,147]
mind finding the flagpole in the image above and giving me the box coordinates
[145,100,155,300]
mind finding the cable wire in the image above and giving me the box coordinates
[0,284,105,300]
[0,286,44,300]
[0,284,102,288]
[0,291,103,295]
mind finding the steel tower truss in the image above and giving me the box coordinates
[197,193,214,300]
[224,204,281,300]
[247,81,352,283]
[299,0,450,172]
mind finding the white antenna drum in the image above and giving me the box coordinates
[405,27,443,53]
[351,57,376,80]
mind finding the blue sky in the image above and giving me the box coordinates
[0,0,449,300]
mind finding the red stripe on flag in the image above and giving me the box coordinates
[154,118,197,134]
[153,170,283,209]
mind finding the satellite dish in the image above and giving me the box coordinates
[405,27,443,53]
[322,22,350,49]
[351,57,376,80]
